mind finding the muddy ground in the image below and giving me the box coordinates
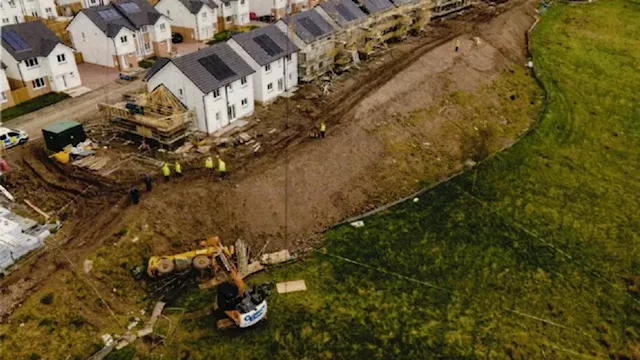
[0,0,540,320]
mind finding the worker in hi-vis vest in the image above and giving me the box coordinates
[320,122,326,138]
[161,163,170,181]
[217,156,227,179]
[205,156,214,171]
[455,39,460,52]
[175,161,182,176]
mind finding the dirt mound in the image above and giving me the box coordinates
[127,0,540,252]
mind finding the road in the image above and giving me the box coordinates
[3,79,145,139]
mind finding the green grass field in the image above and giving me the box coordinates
[1,1,638,359]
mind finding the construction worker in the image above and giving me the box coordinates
[217,156,227,179]
[175,161,182,176]
[144,174,152,192]
[320,121,326,139]
[205,156,214,172]
[455,39,460,52]
[129,186,140,205]
[161,162,170,182]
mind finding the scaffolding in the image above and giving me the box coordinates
[431,0,472,18]
[329,0,434,72]
[98,85,195,146]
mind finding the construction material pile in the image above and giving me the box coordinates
[0,207,52,273]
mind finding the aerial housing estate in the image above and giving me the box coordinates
[67,0,172,71]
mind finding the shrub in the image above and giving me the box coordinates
[207,30,231,45]
[138,60,154,69]
[40,292,54,305]
[0,92,71,122]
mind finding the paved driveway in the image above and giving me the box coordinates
[173,41,209,57]
[77,63,121,90]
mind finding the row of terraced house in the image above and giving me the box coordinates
[144,0,468,135]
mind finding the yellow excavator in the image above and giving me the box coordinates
[147,237,272,329]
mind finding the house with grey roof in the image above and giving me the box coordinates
[315,0,367,29]
[144,43,256,133]
[155,0,218,42]
[1,21,81,107]
[67,0,172,71]
[275,9,335,82]
[227,24,298,103]
[313,0,369,69]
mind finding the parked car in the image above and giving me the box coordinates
[172,32,184,44]
[0,127,29,149]
[250,12,257,20]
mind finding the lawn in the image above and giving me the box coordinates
[0,92,71,122]
[1,1,638,359]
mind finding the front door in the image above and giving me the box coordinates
[227,104,235,123]
[278,78,284,91]
[60,75,67,89]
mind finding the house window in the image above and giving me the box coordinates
[215,112,221,121]
[225,2,230,7]
[159,23,166,31]
[265,64,271,72]
[144,42,151,51]
[202,12,207,19]
[8,0,15,7]
[82,32,86,40]
[213,89,220,98]
[2,18,9,24]
[225,16,232,22]
[1,93,7,103]
[240,0,245,4]
[241,98,248,107]
[45,7,52,13]
[178,88,183,96]
[32,77,46,89]
[241,77,247,85]
[25,58,39,68]
[267,83,273,91]
[120,35,128,43]
[227,83,233,92]
[167,10,170,17]
[285,54,292,62]
[57,54,66,63]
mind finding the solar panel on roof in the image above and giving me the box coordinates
[98,9,121,19]
[1,31,31,52]
[198,54,236,81]
[120,3,140,13]
[299,17,323,37]
[254,34,283,57]
[335,4,357,21]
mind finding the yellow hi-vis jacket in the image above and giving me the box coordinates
[205,157,214,169]
[320,122,326,132]
[217,159,226,172]
[175,161,182,174]
[161,163,170,176]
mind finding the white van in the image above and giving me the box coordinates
[0,127,29,149]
